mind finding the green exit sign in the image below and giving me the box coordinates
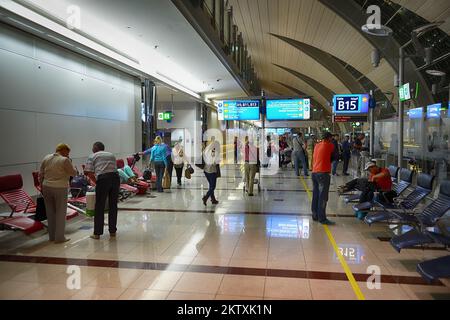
[399,83,411,102]
[158,112,172,121]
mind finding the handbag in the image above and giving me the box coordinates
[186,164,194,174]
[216,164,221,178]
[35,195,47,221]
[184,168,192,179]
[162,169,171,189]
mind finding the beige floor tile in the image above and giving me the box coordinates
[218,275,265,297]
[21,283,77,300]
[173,272,223,294]
[128,270,162,290]
[232,246,268,260]
[118,288,169,300]
[86,268,144,288]
[166,291,215,300]
[267,259,306,271]
[215,294,263,300]
[147,271,184,291]
[0,281,40,299]
[400,284,450,300]
[264,277,312,299]
[191,257,230,267]
[228,258,267,269]
[309,279,357,300]
[70,286,126,300]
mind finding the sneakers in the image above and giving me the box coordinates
[90,234,100,240]
[320,219,336,225]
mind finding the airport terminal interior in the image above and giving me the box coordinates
[0,0,449,301]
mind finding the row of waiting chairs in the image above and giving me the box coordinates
[338,165,450,283]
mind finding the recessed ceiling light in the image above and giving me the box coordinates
[426,69,446,77]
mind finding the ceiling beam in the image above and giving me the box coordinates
[270,33,365,94]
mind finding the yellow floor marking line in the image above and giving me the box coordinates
[299,175,366,300]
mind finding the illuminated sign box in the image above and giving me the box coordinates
[333,94,369,114]
[399,83,411,102]
[427,103,441,119]
[217,100,260,121]
[407,107,423,119]
[333,115,367,123]
[266,98,311,120]
[158,112,172,121]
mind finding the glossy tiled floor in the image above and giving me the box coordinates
[0,165,449,300]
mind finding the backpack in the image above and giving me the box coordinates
[70,175,88,198]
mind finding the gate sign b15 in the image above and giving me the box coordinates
[333,94,370,114]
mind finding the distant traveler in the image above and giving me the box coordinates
[202,136,221,205]
[341,135,351,176]
[331,134,341,176]
[164,141,173,188]
[172,138,188,186]
[311,132,335,225]
[293,132,309,176]
[141,136,168,193]
[84,142,120,240]
[39,143,77,243]
[352,133,364,177]
[243,136,258,196]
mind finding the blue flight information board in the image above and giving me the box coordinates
[266,99,311,120]
[217,100,260,121]
[427,103,441,119]
[333,94,370,114]
[408,107,423,119]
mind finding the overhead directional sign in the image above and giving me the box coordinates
[266,99,311,120]
[217,100,260,121]
[399,83,411,102]
[333,94,370,114]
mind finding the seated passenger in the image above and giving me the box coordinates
[337,162,395,203]
[118,165,149,189]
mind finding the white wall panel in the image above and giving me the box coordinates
[0,23,140,197]
[0,50,37,111]
[0,109,37,166]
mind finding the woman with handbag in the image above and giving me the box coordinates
[140,136,168,193]
[39,143,77,243]
[172,138,188,186]
[202,137,221,205]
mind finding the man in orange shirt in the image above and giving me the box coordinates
[311,132,336,225]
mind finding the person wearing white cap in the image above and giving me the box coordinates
[337,161,393,204]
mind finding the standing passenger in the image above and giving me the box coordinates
[293,132,309,176]
[311,132,335,225]
[243,136,258,196]
[172,138,187,186]
[341,135,351,176]
[202,137,221,205]
[84,142,120,239]
[141,136,168,193]
[39,143,77,243]
[331,134,341,176]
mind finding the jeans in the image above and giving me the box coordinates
[174,164,184,184]
[166,155,173,185]
[154,161,166,192]
[332,160,339,175]
[204,172,217,199]
[311,173,331,223]
[293,151,308,176]
[94,172,120,236]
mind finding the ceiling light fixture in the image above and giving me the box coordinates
[361,24,393,37]
[426,69,446,77]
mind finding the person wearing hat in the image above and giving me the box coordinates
[337,161,393,203]
[39,143,77,243]
[311,131,336,225]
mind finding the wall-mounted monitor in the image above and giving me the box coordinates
[333,94,370,114]
[217,100,260,121]
[266,98,311,120]
[427,103,441,119]
[407,107,423,119]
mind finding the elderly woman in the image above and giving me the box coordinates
[39,143,77,243]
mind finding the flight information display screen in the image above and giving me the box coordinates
[217,100,260,121]
[427,103,441,119]
[333,94,370,114]
[408,107,423,119]
[266,99,311,120]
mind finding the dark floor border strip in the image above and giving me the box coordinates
[183,187,337,193]
[0,254,442,287]
[377,237,449,251]
[118,207,356,218]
